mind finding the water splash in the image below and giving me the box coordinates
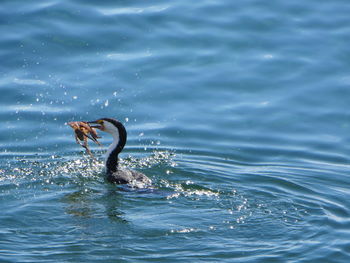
[121,150,177,169]
[156,175,308,235]
[0,150,176,187]
[159,180,220,200]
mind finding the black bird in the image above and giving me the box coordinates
[88,118,151,185]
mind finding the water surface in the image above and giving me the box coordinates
[1,0,350,262]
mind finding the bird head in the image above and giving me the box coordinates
[87,118,125,137]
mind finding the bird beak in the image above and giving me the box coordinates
[87,120,103,130]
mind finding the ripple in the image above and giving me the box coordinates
[13,78,46,86]
[97,5,169,16]
[4,103,71,114]
[106,51,152,61]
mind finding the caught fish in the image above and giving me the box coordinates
[67,121,101,157]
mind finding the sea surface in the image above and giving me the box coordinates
[1,0,350,262]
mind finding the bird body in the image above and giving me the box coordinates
[88,118,151,185]
[106,168,151,185]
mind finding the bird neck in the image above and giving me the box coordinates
[105,133,120,173]
[105,129,127,174]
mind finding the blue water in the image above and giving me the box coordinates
[1,0,350,262]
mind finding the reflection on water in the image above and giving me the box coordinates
[63,187,127,223]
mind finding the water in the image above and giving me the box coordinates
[1,0,350,262]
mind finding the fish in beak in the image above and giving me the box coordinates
[67,121,102,158]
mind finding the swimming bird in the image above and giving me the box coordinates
[88,118,151,185]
